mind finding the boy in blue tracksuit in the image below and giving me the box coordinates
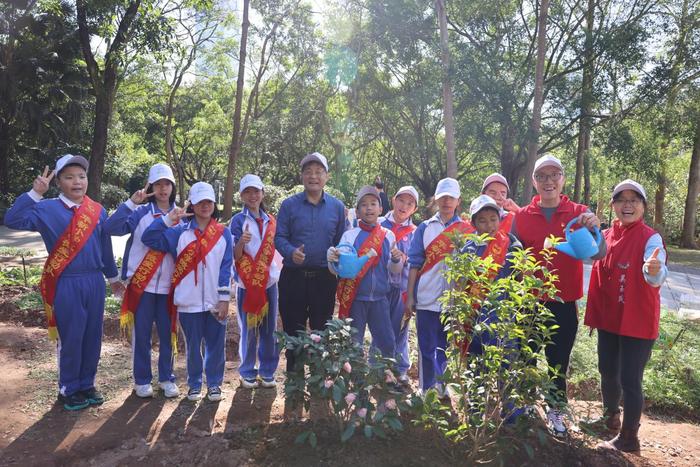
[4,155,123,411]
[103,163,180,399]
[376,186,419,384]
[142,182,233,402]
[327,186,403,359]
[230,174,282,389]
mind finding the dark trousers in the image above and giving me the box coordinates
[543,301,579,405]
[278,266,338,371]
[598,329,654,429]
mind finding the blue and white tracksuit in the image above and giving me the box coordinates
[371,212,415,376]
[142,217,233,391]
[5,191,119,397]
[104,199,176,386]
[230,207,282,382]
[407,213,461,391]
[330,225,402,358]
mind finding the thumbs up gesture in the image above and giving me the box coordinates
[240,223,253,245]
[644,247,662,276]
[293,244,306,265]
[390,242,403,262]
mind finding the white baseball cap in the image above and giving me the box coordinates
[533,154,564,177]
[470,195,501,218]
[55,154,89,174]
[434,177,460,200]
[239,174,264,193]
[356,185,382,208]
[481,173,509,193]
[148,163,175,184]
[300,152,329,172]
[189,182,216,205]
[611,179,647,201]
[394,185,419,205]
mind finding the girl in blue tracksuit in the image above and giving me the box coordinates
[327,186,403,358]
[4,155,122,411]
[230,174,282,389]
[142,182,233,402]
[377,186,419,383]
[103,163,180,399]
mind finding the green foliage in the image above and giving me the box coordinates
[17,290,43,311]
[100,183,130,211]
[278,319,416,445]
[0,265,43,286]
[417,232,561,463]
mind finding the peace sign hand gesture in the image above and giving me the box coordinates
[167,201,194,224]
[33,166,55,196]
[130,180,156,205]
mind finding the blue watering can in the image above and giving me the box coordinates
[554,218,602,260]
[333,243,376,279]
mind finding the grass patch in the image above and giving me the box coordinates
[667,246,700,269]
[570,307,700,417]
[0,265,43,286]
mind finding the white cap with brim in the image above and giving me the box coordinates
[239,174,264,193]
[300,152,329,172]
[611,179,647,201]
[434,177,460,200]
[470,194,501,218]
[394,185,419,205]
[481,173,509,193]
[533,154,564,177]
[55,154,89,174]
[356,185,382,208]
[189,182,216,205]
[148,163,175,184]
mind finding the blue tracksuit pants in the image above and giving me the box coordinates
[236,285,280,381]
[350,298,395,358]
[178,311,226,390]
[369,285,411,374]
[416,309,448,391]
[132,292,175,385]
[54,272,105,396]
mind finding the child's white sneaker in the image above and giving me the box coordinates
[159,381,180,398]
[260,378,277,389]
[207,386,223,402]
[134,384,154,398]
[547,409,568,437]
[240,378,259,389]
[187,388,202,401]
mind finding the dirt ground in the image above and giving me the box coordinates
[0,285,699,466]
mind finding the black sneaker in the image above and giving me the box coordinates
[81,388,105,406]
[61,392,90,411]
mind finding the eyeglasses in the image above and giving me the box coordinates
[534,172,563,183]
[613,198,642,206]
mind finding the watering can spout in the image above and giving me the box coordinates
[554,242,576,258]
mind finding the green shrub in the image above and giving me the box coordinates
[279,319,415,446]
[0,265,43,286]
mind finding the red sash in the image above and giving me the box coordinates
[120,249,166,331]
[391,222,416,244]
[235,216,276,328]
[40,196,102,340]
[418,220,474,277]
[336,225,388,319]
[460,230,511,357]
[168,219,225,352]
[499,211,514,234]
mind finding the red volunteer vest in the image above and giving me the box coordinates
[514,195,588,302]
[584,220,662,339]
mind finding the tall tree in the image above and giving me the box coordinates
[574,0,595,204]
[520,0,550,204]
[681,109,700,248]
[436,0,457,178]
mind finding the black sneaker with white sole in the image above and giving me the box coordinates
[59,392,90,411]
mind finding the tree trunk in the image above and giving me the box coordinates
[574,0,594,204]
[222,0,250,221]
[436,0,457,178]
[499,105,519,196]
[87,85,114,201]
[520,0,550,205]
[680,115,700,248]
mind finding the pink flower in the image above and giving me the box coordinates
[356,407,367,418]
[324,379,334,389]
[310,333,321,343]
[344,393,356,405]
[385,399,397,410]
[343,362,352,373]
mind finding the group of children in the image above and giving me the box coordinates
[7,154,521,411]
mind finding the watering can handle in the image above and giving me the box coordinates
[336,243,357,255]
[564,217,602,248]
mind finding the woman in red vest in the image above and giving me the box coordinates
[512,154,605,437]
[584,180,667,453]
